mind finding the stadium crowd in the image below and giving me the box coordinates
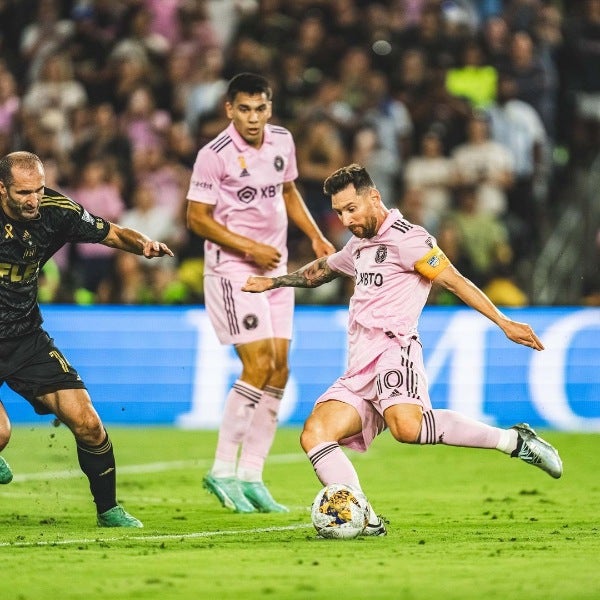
[0,0,598,306]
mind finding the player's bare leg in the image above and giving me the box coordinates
[39,389,143,527]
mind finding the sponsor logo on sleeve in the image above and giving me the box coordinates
[193,180,213,190]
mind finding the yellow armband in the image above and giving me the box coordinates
[414,246,450,280]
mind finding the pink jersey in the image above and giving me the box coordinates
[327,209,438,375]
[187,121,298,277]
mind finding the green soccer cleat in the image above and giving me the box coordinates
[0,456,13,484]
[240,481,289,513]
[203,474,256,513]
[97,505,143,528]
[511,422,563,479]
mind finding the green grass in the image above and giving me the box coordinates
[1,425,599,600]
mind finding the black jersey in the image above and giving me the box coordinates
[0,187,110,339]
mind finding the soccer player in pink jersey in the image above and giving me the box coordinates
[243,163,562,535]
[186,73,335,513]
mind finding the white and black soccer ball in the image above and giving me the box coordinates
[310,483,369,539]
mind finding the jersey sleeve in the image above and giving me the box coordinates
[283,134,299,182]
[397,227,450,280]
[326,243,355,277]
[186,147,222,205]
[42,189,110,245]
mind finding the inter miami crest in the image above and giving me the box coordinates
[273,156,284,172]
[243,314,259,330]
[375,245,387,263]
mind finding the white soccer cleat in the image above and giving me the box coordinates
[361,515,388,537]
[511,423,563,479]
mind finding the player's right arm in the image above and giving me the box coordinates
[242,256,341,292]
[186,200,281,270]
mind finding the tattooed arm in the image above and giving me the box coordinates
[242,257,341,293]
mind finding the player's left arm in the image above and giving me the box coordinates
[101,222,175,259]
[282,181,336,257]
[421,250,544,350]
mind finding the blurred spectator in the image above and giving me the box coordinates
[292,12,339,78]
[222,35,272,79]
[69,158,126,302]
[358,70,413,173]
[351,125,399,208]
[442,184,514,288]
[119,85,171,154]
[337,46,373,112]
[132,142,190,221]
[392,48,435,144]
[68,2,120,105]
[503,30,557,137]
[0,69,21,140]
[486,73,549,251]
[116,183,184,304]
[451,111,514,218]
[272,51,317,123]
[396,1,455,69]
[19,0,75,84]
[110,3,170,76]
[22,52,88,123]
[404,128,455,233]
[108,51,155,113]
[185,47,228,137]
[480,15,510,70]
[295,77,356,143]
[159,47,194,119]
[560,0,600,163]
[296,115,347,234]
[445,37,498,109]
[71,102,134,199]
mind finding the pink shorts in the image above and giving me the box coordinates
[315,338,431,452]
[204,274,294,345]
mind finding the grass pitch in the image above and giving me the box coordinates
[1,425,599,600]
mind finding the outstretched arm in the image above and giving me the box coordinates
[433,264,544,350]
[101,223,174,259]
[243,257,341,293]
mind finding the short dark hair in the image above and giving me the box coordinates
[226,72,272,103]
[323,164,375,196]
[0,151,43,186]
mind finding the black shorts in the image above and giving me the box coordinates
[0,329,86,414]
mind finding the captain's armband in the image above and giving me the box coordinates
[413,246,450,280]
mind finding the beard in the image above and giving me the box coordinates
[349,216,378,239]
[5,190,40,220]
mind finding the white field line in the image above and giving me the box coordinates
[0,523,314,548]
[10,452,307,483]
[1,452,315,548]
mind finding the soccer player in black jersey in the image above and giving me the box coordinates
[0,151,174,528]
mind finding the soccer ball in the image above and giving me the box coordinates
[310,483,369,539]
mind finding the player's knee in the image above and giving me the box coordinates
[388,417,422,444]
[241,352,276,387]
[0,425,11,451]
[72,414,105,446]
[300,415,332,452]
